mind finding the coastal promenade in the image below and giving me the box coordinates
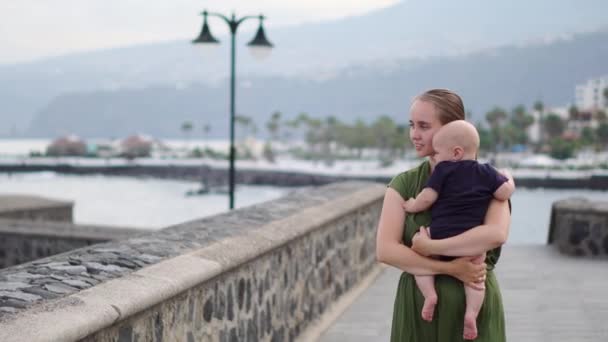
[314,245,608,342]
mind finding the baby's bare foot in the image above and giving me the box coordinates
[421,296,437,322]
[463,312,478,340]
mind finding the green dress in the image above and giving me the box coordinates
[388,160,506,342]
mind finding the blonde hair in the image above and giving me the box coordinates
[415,89,465,124]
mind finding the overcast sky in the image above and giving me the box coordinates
[0,0,399,64]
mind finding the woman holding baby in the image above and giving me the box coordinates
[375,89,512,341]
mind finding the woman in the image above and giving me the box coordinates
[375,89,510,341]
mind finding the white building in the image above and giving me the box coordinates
[575,76,608,111]
[527,106,569,143]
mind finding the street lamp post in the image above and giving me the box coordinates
[192,11,273,210]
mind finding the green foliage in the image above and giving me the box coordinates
[181,121,193,132]
[568,105,580,120]
[543,113,565,139]
[549,138,575,160]
[580,127,596,146]
[266,111,282,142]
[191,147,204,158]
[476,124,493,151]
[263,142,275,163]
[597,123,608,147]
[203,148,226,160]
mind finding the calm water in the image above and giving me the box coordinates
[508,188,607,244]
[0,172,605,243]
[0,172,289,229]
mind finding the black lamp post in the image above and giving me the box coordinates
[192,11,273,210]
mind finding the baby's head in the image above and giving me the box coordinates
[431,120,479,163]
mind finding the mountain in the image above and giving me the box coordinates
[26,29,608,138]
[1,0,608,136]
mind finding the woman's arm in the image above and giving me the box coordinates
[412,198,510,257]
[376,188,486,283]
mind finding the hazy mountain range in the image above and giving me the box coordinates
[1,0,607,138]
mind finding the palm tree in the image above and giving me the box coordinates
[266,111,282,143]
[509,105,534,146]
[201,124,211,154]
[235,115,256,159]
[202,124,211,137]
[568,105,580,121]
[533,100,545,146]
[485,107,508,152]
[265,111,282,162]
[543,113,565,140]
[181,121,194,149]
[320,116,339,165]
[597,123,608,149]
[181,121,193,135]
[305,118,322,161]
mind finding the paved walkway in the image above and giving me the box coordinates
[318,245,608,342]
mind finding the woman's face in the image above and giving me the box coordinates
[409,99,443,158]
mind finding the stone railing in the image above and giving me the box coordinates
[548,197,608,258]
[0,181,385,342]
[0,219,143,268]
[0,195,73,222]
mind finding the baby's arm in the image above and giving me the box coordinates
[403,188,438,213]
[493,170,515,201]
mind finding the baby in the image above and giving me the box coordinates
[403,120,515,340]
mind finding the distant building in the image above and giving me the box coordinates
[567,110,598,136]
[527,107,569,143]
[46,135,87,156]
[87,140,119,158]
[120,134,153,158]
[575,76,608,111]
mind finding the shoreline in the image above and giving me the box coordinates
[1,158,607,190]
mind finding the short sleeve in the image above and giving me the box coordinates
[481,164,508,192]
[387,161,431,201]
[387,173,409,200]
[424,161,450,194]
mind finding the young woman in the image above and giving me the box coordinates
[376,89,510,341]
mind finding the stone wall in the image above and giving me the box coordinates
[548,197,608,258]
[0,195,73,222]
[0,219,143,269]
[0,181,385,342]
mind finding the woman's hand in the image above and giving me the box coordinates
[412,227,433,256]
[449,257,487,290]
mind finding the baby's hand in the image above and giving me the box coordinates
[412,227,432,256]
[402,198,417,213]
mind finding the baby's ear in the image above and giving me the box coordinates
[453,146,464,159]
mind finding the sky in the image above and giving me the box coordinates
[0,0,399,64]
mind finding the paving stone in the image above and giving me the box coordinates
[44,283,78,294]
[319,245,608,342]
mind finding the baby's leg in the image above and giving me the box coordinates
[414,275,437,322]
[463,253,486,340]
